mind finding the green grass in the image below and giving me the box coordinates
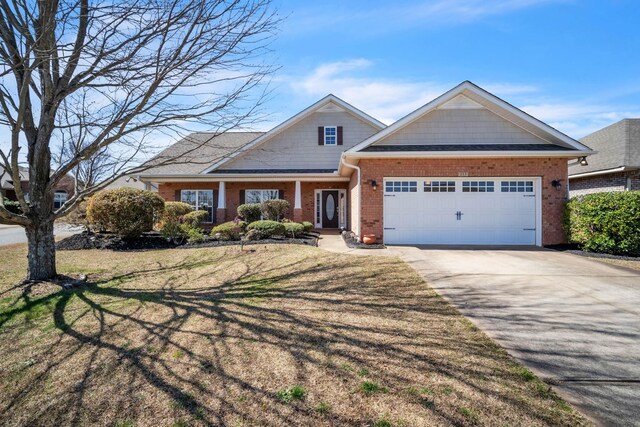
[277,385,306,403]
[359,381,388,395]
[172,350,185,359]
[357,367,369,377]
[459,406,479,422]
[373,419,393,427]
[514,366,536,382]
[315,401,331,415]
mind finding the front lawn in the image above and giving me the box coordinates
[0,245,589,426]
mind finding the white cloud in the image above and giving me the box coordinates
[290,59,640,138]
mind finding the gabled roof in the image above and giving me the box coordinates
[569,118,640,177]
[346,81,594,155]
[139,132,263,176]
[202,94,386,173]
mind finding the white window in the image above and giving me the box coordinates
[181,190,214,222]
[245,189,279,204]
[53,191,67,209]
[324,126,337,145]
[462,181,495,193]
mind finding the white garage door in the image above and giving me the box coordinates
[383,178,538,245]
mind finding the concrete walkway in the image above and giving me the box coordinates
[318,234,640,426]
[0,224,83,246]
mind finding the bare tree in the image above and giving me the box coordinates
[0,0,279,280]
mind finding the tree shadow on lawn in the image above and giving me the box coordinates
[0,247,585,426]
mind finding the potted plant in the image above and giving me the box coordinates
[362,234,377,245]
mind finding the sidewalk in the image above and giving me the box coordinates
[316,230,396,257]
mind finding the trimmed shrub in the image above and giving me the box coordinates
[211,221,246,241]
[565,191,640,255]
[261,199,289,221]
[284,222,304,238]
[302,221,313,232]
[237,203,262,223]
[163,202,193,221]
[181,224,205,244]
[86,188,165,238]
[2,198,22,214]
[246,220,286,239]
[183,210,208,228]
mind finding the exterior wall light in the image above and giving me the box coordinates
[579,156,589,166]
[370,180,377,190]
[551,179,562,190]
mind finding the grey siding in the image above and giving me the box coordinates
[220,110,379,170]
[569,170,640,197]
[372,108,553,146]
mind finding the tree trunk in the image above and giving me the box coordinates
[25,219,57,281]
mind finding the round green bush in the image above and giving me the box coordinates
[261,199,289,221]
[87,188,165,238]
[284,222,304,237]
[183,210,208,227]
[237,203,262,223]
[163,202,194,220]
[246,220,286,239]
[565,191,640,255]
[211,221,246,241]
[301,221,313,232]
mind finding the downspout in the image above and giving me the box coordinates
[340,156,361,238]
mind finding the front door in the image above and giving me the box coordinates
[321,190,339,228]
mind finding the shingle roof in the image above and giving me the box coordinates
[0,166,28,189]
[208,168,337,174]
[360,144,576,152]
[569,119,640,175]
[139,132,263,176]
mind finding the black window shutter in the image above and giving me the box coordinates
[174,189,181,201]
[318,126,324,145]
[239,190,245,204]
[279,189,285,201]
[337,126,343,145]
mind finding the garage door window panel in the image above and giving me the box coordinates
[462,181,494,193]
[501,181,534,193]
[424,181,455,192]
[385,181,417,193]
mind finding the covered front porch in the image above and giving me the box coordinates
[149,174,350,229]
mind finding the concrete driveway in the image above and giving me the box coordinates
[392,246,640,426]
[0,223,82,246]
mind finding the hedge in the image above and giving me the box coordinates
[301,221,313,232]
[183,210,208,227]
[565,191,640,255]
[246,220,285,239]
[261,199,289,221]
[163,202,194,220]
[87,188,165,238]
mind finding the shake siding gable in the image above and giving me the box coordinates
[372,108,553,147]
[219,111,379,170]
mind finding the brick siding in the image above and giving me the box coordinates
[357,157,569,245]
[569,170,640,197]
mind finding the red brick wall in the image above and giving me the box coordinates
[569,171,640,197]
[158,181,348,225]
[357,157,569,245]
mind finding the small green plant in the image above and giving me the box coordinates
[246,220,285,239]
[277,385,306,403]
[459,406,479,422]
[373,419,393,427]
[315,401,331,415]
[514,366,536,382]
[340,363,354,372]
[237,203,262,223]
[172,350,185,359]
[181,224,205,244]
[357,367,369,377]
[359,381,387,395]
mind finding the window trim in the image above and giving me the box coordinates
[324,126,337,145]
[181,189,214,223]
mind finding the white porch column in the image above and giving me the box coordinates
[294,180,302,209]
[218,181,226,209]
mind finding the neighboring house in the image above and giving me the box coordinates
[104,175,156,191]
[568,118,640,197]
[0,166,76,209]
[139,81,592,246]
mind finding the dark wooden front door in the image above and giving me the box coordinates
[321,190,339,228]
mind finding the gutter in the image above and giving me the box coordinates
[569,166,637,179]
[343,150,595,160]
[340,156,361,237]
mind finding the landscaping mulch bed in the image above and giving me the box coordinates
[56,230,318,251]
[342,230,385,249]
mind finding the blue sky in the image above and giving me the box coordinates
[264,0,640,138]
